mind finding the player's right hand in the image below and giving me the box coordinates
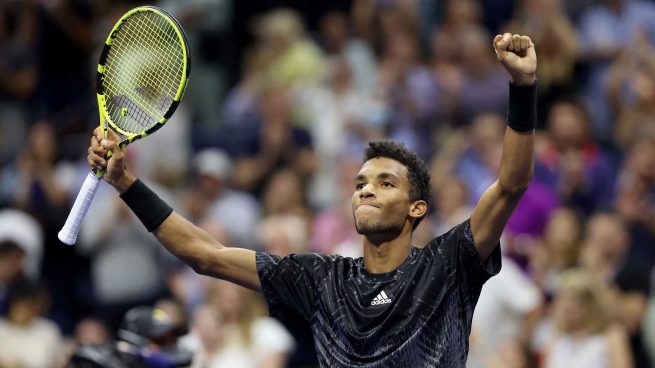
[87,128,130,190]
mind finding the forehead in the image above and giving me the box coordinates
[357,157,409,180]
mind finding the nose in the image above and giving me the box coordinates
[359,183,375,198]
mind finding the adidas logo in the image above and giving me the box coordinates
[371,290,392,305]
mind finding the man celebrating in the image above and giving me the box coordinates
[86,33,537,367]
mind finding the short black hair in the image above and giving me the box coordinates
[363,141,431,230]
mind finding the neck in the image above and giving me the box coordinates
[362,228,413,274]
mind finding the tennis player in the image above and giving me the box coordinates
[87,33,537,367]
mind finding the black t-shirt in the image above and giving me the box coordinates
[256,219,502,367]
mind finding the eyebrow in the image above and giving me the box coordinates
[354,172,400,182]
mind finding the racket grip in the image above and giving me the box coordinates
[58,172,101,245]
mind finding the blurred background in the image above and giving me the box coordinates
[0,0,654,367]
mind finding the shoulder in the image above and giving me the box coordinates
[256,251,348,274]
[429,219,475,248]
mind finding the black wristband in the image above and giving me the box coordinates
[119,179,173,232]
[507,81,537,132]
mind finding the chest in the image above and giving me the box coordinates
[313,257,456,339]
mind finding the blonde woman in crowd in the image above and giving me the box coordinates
[184,280,295,368]
[533,268,633,368]
[529,207,583,295]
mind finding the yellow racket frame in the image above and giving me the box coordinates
[96,6,191,147]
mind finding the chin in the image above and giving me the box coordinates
[354,220,399,235]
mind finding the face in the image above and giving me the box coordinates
[554,290,587,332]
[547,103,587,148]
[584,214,628,259]
[352,158,417,235]
[75,318,109,345]
[193,306,224,349]
[544,209,581,253]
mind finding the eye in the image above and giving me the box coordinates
[381,181,394,188]
[355,183,365,190]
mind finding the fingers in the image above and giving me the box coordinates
[519,35,531,50]
[494,33,534,54]
[87,145,106,171]
[93,127,120,145]
[88,128,122,171]
[494,33,511,52]
[511,34,521,51]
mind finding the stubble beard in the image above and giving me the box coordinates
[354,214,403,236]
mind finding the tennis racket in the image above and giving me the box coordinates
[58,6,191,245]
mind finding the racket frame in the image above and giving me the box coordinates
[58,6,190,245]
[96,6,191,148]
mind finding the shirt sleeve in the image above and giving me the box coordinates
[429,219,502,293]
[256,252,327,321]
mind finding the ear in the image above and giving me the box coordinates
[408,200,428,220]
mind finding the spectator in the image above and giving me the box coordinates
[580,212,652,367]
[317,10,377,95]
[256,213,309,257]
[533,268,633,368]
[614,137,655,266]
[454,113,505,203]
[0,121,87,333]
[186,280,295,368]
[59,317,111,367]
[70,306,192,368]
[78,188,172,330]
[453,25,509,127]
[0,208,43,279]
[0,280,62,368]
[184,304,226,368]
[232,86,316,196]
[377,30,441,160]
[430,176,471,238]
[605,31,655,147]
[300,58,388,208]
[529,208,584,296]
[577,0,655,142]
[183,149,261,247]
[261,168,311,220]
[534,101,617,215]
[429,0,480,122]
[252,8,324,88]
[0,0,38,164]
[469,257,542,368]
[0,240,25,315]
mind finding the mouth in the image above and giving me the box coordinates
[356,204,379,210]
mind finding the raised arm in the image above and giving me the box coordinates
[470,33,537,260]
[88,129,260,291]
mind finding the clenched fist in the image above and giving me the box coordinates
[493,33,537,86]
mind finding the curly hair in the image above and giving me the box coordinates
[363,141,431,230]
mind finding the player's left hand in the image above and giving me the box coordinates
[493,33,537,86]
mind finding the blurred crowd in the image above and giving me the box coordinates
[0,0,654,367]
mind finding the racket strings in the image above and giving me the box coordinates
[103,10,185,134]
[108,13,182,113]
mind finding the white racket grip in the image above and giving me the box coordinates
[58,172,101,245]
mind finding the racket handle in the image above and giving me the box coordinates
[58,172,101,245]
